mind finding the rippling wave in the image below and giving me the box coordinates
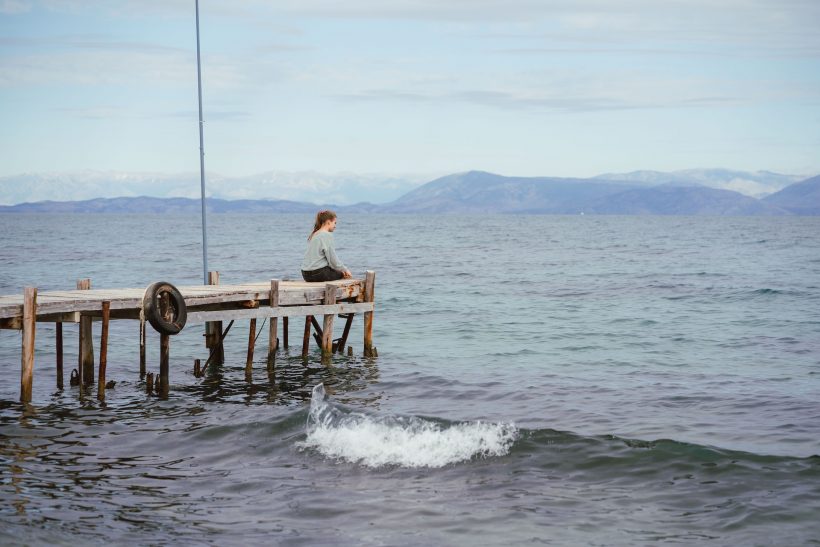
[299,384,518,468]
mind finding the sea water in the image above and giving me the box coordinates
[0,213,818,545]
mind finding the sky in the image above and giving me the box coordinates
[1,0,819,181]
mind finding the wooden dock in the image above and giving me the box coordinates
[1,271,376,403]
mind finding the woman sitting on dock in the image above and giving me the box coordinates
[301,210,352,282]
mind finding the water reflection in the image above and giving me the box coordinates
[177,348,382,409]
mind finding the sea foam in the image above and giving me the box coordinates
[300,384,518,468]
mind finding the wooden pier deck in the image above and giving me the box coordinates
[2,272,376,403]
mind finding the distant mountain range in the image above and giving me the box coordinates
[1,170,818,216]
[593,169,803,198]
[0,170,427,207]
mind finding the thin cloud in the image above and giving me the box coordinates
[0,0,30,13]
[336,87,746,113]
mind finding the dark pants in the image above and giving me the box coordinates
[302,265,344,282]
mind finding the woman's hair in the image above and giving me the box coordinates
[308,209,336,240]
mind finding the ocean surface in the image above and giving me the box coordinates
[1,213,819,546]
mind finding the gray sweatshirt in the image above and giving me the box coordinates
[301,230,346,272]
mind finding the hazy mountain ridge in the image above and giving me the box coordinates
[0,170,427,207]
[593,168,804,197]
[2,170,818,216]
[762,174,820,215]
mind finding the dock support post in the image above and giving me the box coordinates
[322,284,335,359]
[205,271,224,366]
[246,318,256,382]
[283,317,288,348]
[20,287,37,403]
[77,278,94,386]
[337,314,354,354]
[97,301,110,401]
[56,322,63,389]
[159,334,170,398]
[139,317,146,378]
[363,271,376,357]
[302,316,311,360]
[267,279,279,374]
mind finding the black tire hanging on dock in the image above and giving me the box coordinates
[143,282,187,335]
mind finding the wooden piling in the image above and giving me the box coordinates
[267,279,279,372]
[146,372,153,394]
[97,301,110,401]
[302,316,311,359]
[194,358,201,378]
[283,317,289,348]
[56,322,63,389]
[246,318,256,382]
[139,316,146,378]
[159,333,170,397]
[322,284,336,358]
[337,314,354,354]
[205,271,224,366]
[309,316,323,346]
[77,278,95,385]
[20,287,37,403]
[363,270,375,357]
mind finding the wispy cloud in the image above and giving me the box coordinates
[0,0,30,14]
[336,87,746,113]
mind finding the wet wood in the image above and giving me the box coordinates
[194,358,201,378]
[363,270,375,357]
[205,271,224,366]
[322,284,336,357]
[56,322,63,389]
[185,302,373,324]
[310,315,323,348]
[0,280,364,318]
[204,320,234,370]
[97,301,110,401]
[159,333,170,398]
[302,316,311,359]
[337,313,354,354]
[2,273,376,402]
[77,278,94,386]
[0,279,365,320]
[139,317,146,377]
[246,317,256,382]
[268,279,279,371]
[20,287,37,403]
[146,372,153,394]
[283,317,289,348]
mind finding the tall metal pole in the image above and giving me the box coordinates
[195,0,209,284]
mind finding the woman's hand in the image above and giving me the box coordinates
[343,270,352,279]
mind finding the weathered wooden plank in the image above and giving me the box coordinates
[186,302,374,324]
[0,279,365,318]
[0,316,22,330]
[20,287,36,403]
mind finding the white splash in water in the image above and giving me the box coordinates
[299,384,518,468]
